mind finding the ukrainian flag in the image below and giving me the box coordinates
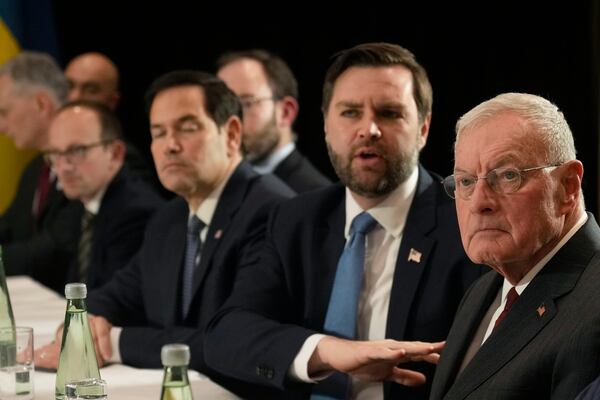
[0,0,59,213]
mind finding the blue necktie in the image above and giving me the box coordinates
[182,215,204,317]
[311,212,378,400]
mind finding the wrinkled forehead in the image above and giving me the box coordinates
[454,112,546,171]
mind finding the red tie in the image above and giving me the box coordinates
[494,287,519,331]
[33,162,51,225]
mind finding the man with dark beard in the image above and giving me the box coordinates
[217,49,331,193]
[204,43,484,400]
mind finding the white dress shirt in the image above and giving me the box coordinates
[252,142,295,175]
[290,167,419,400]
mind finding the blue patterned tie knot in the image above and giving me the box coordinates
[182,215,204,317]
[347,212,377,244]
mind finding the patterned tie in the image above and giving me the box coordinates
[33,162,51,228]
[181,215,204,318]
[311,212,378,400]
[77,210,95,283]
[493,287,519,331]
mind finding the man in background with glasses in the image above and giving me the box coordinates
[44,100,163,289]
[0,51,80,292]
[217,49,331,193]
[430,93,600,400]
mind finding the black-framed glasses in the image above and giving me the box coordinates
[43,139,114,166]
[239,96,276,110]
[442,165,561,200]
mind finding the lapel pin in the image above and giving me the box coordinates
[407,248,422,263]
[536,303,546,317]
[214,229,223,239]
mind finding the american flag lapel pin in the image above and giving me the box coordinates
[407,248,422,263]
[536,303,546,317]
[214,229,223,239]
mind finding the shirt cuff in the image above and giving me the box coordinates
[109,326,123,363]
[288,334,328,383]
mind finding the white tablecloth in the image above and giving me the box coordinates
[7,276,240,399]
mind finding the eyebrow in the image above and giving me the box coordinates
[150,113,199,129]
[454,155,522,174]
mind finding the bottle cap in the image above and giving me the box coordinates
[65,283,87,299]
[161,343,190,366]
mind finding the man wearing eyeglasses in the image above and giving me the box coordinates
[217,49,331,193]
[430,93,600,400]
[0,51,80,292]
[44,100,163,289]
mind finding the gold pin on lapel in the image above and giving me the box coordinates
[536,303,546,317]
[214,229,223,239]
[407,248,422,263]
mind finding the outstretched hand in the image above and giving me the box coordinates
[308,336,444,386]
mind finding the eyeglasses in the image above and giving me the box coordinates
[239,96,276,110]
[442,165,561,200]
[43,139,114,166]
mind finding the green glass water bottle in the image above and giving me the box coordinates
[0,245,16,366]
[55,283,101,400]
[160,343,193,400]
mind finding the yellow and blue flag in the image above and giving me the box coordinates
[0,0,59,213]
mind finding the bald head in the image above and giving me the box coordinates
[65,52,120,109]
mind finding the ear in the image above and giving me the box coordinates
[223,115,242,157]
[276,96,299,129]
[417,113,431,150]
[557,160,584,213]
[110,139,126,162]
[34,90,57,119]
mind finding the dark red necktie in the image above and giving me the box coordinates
[33,162,51,225]
[493,287,519,331]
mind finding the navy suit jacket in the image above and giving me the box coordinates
[273,148,331,193]
[67,167,164,289]
[86,162,294,380]
[0,155,80,292]
[430,214,600,400]
[205,166,484,400]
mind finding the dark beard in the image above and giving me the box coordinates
[243,113,280,163]
[327,139,419,198]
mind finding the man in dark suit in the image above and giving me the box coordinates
[34,71,294,390]
[0,51,80,292]
[217,49,331,193]
[204,43,483,400]
[44,100,163,289]
[429,93,600,400]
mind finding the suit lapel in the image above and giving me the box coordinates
[159,199,188,324]
[446,216,600,399]
[431,273,502,400]
[190,163,254,305]
[386,167,436,339]
[311,187,346,329]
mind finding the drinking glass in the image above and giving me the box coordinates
[0,327,34,400]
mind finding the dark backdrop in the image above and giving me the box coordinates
[53,2,599,213]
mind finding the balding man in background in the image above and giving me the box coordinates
[65,52,156,190]
[65,52,120,109]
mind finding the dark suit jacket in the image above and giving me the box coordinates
[86,162,294,377]
[0,155,80,292]
[576,374,600,400]
[66,167,163,290]
[204,166,485,400]
[429,214,600,400]
[273,148,331,193]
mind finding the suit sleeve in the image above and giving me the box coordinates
[204,204,316,390]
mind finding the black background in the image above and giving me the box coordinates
[52,2,599,213]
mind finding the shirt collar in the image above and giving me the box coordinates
[502,212,588,297]
[188,168,234,227]
[344,166,419,238]
[252,142,296,174]
[83,185,109,215]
